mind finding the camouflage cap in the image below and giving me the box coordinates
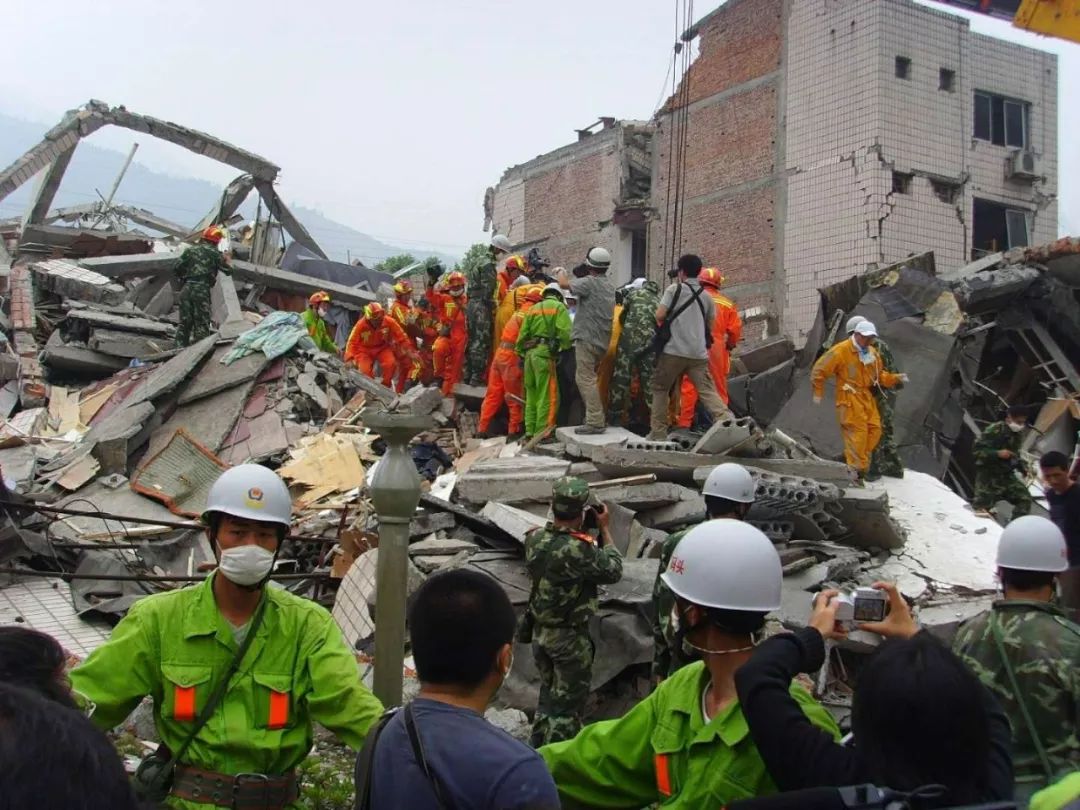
[552,476,591,508]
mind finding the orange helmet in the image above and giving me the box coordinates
[364,302,385,320]
[309,291,331,306]
[699,267,724,289]
[521,284,544,305]
[393,280,413,296]
[446,272,466,290]
[202,225,226,244]
[505,255,526,274]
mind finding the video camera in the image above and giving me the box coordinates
[814,587,888,627]
[725,784,1017,810]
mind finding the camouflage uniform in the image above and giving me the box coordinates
[973,421,1032,515]
[607,281,660,426]
[868,338,904,479]
[953,600,1080,803]
[522,477,623,747]
[175,242,230,347]
[650,526,698,681]
[464,259,497,386]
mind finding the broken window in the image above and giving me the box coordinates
[631,231,647,279]
[930,178,962,204]
[892,172,913,194]
[973,91,1029,148]
[939,68,955,92]
[972,197,1031,257]
[895,56,911,80]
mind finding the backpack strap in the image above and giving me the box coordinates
[403,703,455,810]
[353,708,401,810]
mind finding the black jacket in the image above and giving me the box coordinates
[734,628,1014,802]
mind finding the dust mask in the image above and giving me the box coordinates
[218,545,275,587]
[1007,421,1024,433]
[317,305,329,317]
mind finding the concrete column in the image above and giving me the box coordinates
[22,145,77,227]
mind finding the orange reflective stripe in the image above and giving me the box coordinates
[268,690,289,730]
[654,753,672,797]
[174,685,196,722]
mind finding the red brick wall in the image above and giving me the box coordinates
[662,0,784,112]
[522,150,614,269]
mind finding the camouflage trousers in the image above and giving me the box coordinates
[973,467,1032,516]
[176,281,212,347]
[868,393,904,479]
[608,345,655,425]
[463,300,494,386]
[530,625,594,748]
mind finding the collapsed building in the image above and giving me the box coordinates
[0,94,1072,750]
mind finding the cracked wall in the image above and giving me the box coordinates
[781,0,1057,345]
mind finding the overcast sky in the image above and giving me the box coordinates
[1,0,1076,258]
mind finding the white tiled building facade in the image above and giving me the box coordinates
[782,0,1057,342]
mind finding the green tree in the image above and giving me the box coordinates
[374,253,417,274]
[458,242,490,284]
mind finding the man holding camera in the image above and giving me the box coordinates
[521,477,623,747]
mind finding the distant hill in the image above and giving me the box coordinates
[0,112,458,268]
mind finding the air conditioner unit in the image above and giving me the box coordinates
[1006,150,1040,182]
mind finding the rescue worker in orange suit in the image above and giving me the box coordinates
[345,302,413,389]
[432,271,468,396]
[677,267,742,428]
[478,284,544,441]
[811,319,907,486]
[389,280,423,393]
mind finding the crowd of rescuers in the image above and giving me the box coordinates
[2,460,1077,810]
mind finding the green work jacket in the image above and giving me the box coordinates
[301,308,339,354]
[540,660,840,809]
[70,574,384,809]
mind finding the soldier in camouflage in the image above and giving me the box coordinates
[607,279,660,427]
[651,463,756,683]
[953,515,1080,804]
[463,238,509,385]
[175,226,231,347]
[521,477,623,747]
[972,405,1032,517]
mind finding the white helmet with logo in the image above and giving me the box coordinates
[702,463,756,503]
[997,515,1068,572]
[491,234,513,253]
[543,282,565,300]
[585,246,611,270]
[661,520,781,611]
[202,464,293,528]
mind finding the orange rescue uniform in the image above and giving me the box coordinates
[678,290,742,427]
[344,315,411,388]
[479,307,530,435]
[432,293,468,396]
[389,298,422,393]
[811,338,902,472]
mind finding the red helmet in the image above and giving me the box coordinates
[202,225,225,245]
[393,280,413,296]
[446,272,466,289]
[364,302,385,320]
[699,267,724,289]
[309,291,331,306]
[505,255,526,274]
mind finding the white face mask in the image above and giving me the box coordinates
[1007,421,1025,433]
[317,305,329,317]
[218,545,275,587]
[449,288,464,298]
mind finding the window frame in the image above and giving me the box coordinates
[973,90,1030,149]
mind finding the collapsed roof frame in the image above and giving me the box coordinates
[0,99,327,259]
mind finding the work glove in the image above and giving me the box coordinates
[898,373,910,383]
[813,395,823,405]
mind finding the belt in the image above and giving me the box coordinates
[499,340,516,350]
[171,765,299,809]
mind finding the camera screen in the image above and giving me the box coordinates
[853,597,886,623]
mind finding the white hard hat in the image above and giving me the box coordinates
[543,282,564,299]
[491,234,512,252]
[854,320,878,337]
[585,246,611,270]
[661,520,782,611]
[845,315,866,334]
[702,463,756,503]
[202,464,293,528]
[997,515,1069,573]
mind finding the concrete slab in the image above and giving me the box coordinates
[178,344,268,405]
[458,457,571,505]
[596,481,698,511]
[220,410,289,463]
[126,334,218,408]
[407,511,458,538]
[89,328,172,359]
[836,488,906,550]
[692,415,757,454]
[147,376,255,458]
[80,252,182,280]
[637,496,706,530]
[601,502,640,556]
[144,281,175,318]
[599,558,660,607]
[41,345,128,376]
[736,336,794,374]
[408,536,479,556]
[479,501,547,543]
[555,425,637,460]
[746,359,794,426]
[211,273,242,326]
[65,307,176,337]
